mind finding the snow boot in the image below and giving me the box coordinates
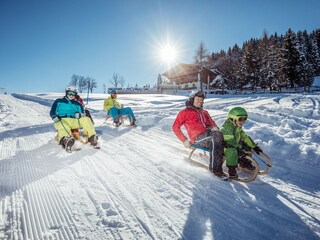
[60,136,75,152]
[239,157,256,170]
[210,165,227,178]
[114,118,122,127]
[130,118,137,126]
[88,135,98,147]
[228,166,238,179]
[212,170,227,178]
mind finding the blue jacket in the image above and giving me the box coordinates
[50,96,84,119]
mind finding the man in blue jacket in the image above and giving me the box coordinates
[50,86,97,150]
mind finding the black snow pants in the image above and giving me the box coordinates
[194,129,224,173]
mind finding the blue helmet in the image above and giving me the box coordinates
[110,89,118,94]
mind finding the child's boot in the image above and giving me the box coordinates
[228,166,238,179]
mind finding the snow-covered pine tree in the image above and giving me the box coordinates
[278,28,300,89]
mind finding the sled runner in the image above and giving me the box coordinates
[55,128,100,152]
[70,128,88,144]
[187,144,272,183]
[105,115,137,127]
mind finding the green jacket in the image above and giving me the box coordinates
[103,97,121,112]
[221,119,257,149]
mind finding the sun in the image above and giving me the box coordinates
[158,44,178,64]
[150,32,184,67]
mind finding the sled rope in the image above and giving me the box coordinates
[60,120,72,137]
[254,154,272,167]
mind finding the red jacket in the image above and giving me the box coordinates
[172,106,218,143]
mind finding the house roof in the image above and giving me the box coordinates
[162,63,199,78]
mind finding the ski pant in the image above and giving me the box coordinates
[224,147,238,167]
[225,144,252,167]
[194,129,224,172]
[108,107,136,123]
[54,116,96,141]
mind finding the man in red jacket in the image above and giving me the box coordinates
[172,91,225,177]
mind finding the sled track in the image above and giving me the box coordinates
[0,145,81,239]
[77,142,188,239]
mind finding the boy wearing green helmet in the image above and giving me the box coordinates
[221,107,263,179]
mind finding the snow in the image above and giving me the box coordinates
[312,76,320,87]
[0,92,319,240]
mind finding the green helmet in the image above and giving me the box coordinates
[228,107,248,122]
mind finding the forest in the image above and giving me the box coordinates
[199,28,320,91]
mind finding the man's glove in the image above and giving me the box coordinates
[75,112,82,119]
[211,126,220,132]
[52,116,60,122]
[183,140,192,148]
[253,146,263,155]
[121,104,124,108]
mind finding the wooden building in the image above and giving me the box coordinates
[161,63,219,90]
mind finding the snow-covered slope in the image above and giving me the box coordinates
[0,93,319,240]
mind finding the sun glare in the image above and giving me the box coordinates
[159,44,177,64]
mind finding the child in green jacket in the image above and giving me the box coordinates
[221,107,263,179]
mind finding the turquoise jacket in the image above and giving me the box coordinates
[50,96,84,119]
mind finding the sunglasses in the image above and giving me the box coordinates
[67,91,77,96]
[236,116,247,123]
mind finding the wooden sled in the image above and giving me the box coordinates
[188,145,272,183]
[105,114,134,126]
[70,129,89,144]
[55,128,89,144]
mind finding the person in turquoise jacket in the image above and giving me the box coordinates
[103,89,136,127]
[221,107,263,179]
[50,86,97,149]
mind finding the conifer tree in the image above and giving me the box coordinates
[278,28,300,88]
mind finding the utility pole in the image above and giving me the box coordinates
[86,80,90,104]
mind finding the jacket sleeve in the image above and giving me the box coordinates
[104,98,111,111]
[75,101,85,114]
[50,99,59,118]
[114,100,121,109]
[172,110,188,143]
[239,130,257,148]
[221,121,241,148]
[204,111,218,128]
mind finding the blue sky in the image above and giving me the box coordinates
[0,0,319,93]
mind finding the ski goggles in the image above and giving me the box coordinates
[235,116,248,123]
[67,91,77,96]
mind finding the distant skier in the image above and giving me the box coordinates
[50,86,98,150]
[172,91,225,177]
[103,89,136,127]
[221,107,263,179]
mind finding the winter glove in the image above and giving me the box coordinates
[120,104,124,108]
[52,116,60,122]
[238,148,246,158]
[211,126,220,132]
[253,146,263,155]
[75,112,82,119]
[183,140,192,148]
